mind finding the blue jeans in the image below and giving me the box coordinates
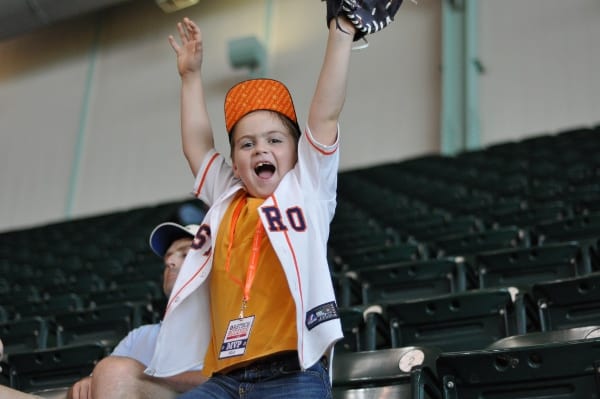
[177,353,332,399]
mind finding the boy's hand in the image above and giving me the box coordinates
[168,17,203,78]
[324,0,403,41]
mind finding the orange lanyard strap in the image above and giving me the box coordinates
[245,219,265,302]
[224,197,246,289]
[224,195,266,305]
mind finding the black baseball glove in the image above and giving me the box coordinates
[324,0,404,41]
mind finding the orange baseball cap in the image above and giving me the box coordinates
[224,78,298,134]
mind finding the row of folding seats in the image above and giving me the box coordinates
[0,199,211,393]
[334,237,598,303]
[332,175,599,250]
[0,125,597,395]
[0,278,165,322]
[0,297,163,354]
[1,342,109,393]
[332,325,600,399]
[337,269,600,351]
[329,125,600,398]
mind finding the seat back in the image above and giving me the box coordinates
[11,293,84,319]
[332,346,441,399]
[474,242,584,289]
[0,317,49,355]
[535,213,600,273]
[433,227,529,258]
[87,280,163,308]
[359,258,468,305]
[337,306,390,352]
[536,213,600,244]
[532,272,600,331]
[8,343,108,392]
[334,243,423,272]
[54,303,137,349]
[386,288,523,352]
[435,328,600,399]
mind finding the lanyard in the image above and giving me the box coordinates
[225,196,266,318]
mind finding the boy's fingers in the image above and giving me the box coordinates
[185,19,200,40]
[168,35,181,53]
[184,17,195,27]
[177,22,189,43]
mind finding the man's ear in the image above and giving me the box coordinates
[232,161,240,179]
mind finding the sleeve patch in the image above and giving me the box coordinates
[305,301,339,331]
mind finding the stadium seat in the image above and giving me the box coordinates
[0,284,41,308]
[431,227,530,259]
[11,293,84,319]
[337,305,390,352]
[473,242,584,290]
[404,215,483,243]
[332,346,441,399]
[7,343,108,392]
[87,280,163,308]
[329,228,401,258]
[331,243,424,272]
[41,272,107,299]
[418,326,600,399]
[486,201,571,230]
[54,303,138,349]
[0,317,50,356]
[383,287,526,352]
[531,272,600,331]
[355,257,468,305]
[535,212,600,272]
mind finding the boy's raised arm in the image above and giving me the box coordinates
[308,17,356,147]
[169,18,215,177]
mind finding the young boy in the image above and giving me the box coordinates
[145,11,357,398]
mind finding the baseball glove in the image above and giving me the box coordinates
[325,0,403,41]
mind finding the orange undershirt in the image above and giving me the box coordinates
[202,190,297,376]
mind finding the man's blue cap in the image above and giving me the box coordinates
[149,222,199,257]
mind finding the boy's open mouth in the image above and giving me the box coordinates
[255,162,276,178]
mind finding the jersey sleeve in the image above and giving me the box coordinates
[192,149,239,207]
[295,123,340,204]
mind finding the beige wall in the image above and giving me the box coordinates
[479,0,600,143]
[1,0,598,233]
[0,0,440,232]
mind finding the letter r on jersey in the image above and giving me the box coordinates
[261,206,288,232]
[261,206,307,233]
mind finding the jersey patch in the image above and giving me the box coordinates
[305,301,339,331]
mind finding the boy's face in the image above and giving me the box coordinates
[231,110,298,199]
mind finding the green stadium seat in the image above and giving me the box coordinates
[383,288,526,352]
[87,280,163,308]
[337,305,389,352]
[7,343,108,392]
[419,326,600,399]
[432,227,530,258]
[12,293,84,319]
[531,272,600,331]
[473,242,584,290]
[356,257,468,305]
[332,243,424,272]
[54,303,138,349]
[0,317,50,356]
[332,346,441,399]
[535,212,600,245]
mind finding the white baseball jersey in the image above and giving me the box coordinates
[145,125,343,377]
